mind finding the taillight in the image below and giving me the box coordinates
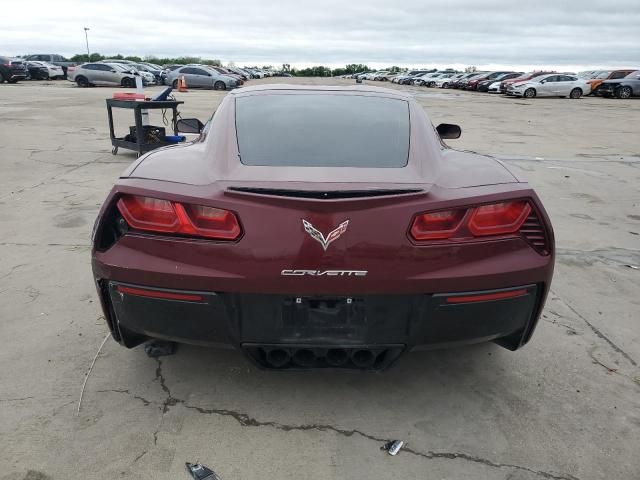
[410,209,466,240]
[467,201,531,236]
[410,200,548,254]
[117,194,241,240]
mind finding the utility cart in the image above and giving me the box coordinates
[106,99,184,157]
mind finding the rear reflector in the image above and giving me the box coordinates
[117,285,204,302]
[446,289,528,304]
[117,194,241,240]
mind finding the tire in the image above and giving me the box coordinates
[121,77,134,88]
[569,88,582,99]
[0,71,4,83]
[76,76,89,88]
[8,79,18,84]
[442,82,449,88]
[616,86,632,99]
[428,81,436,87]
[172,79,179,88]
[524,88,536,98]
[214,81,226,90]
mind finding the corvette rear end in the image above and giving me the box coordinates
[91,85,554,369]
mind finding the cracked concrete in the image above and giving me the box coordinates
[1,79,639,480]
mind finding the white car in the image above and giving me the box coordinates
[413,72,443,86]
[507,73,591,98]
[433,73,462,88]
[28,61,65,79]
[487,81,502,93]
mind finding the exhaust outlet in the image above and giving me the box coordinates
[292,349,316,367]
[265,348,291,368]
[326,348,348,366]
[351,349,375,368]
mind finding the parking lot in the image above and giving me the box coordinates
[0,77,638,480]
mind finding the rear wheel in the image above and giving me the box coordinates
[214,81,226,90]
[121,77,134,88]
[617,86,632,99]
[442,82,449,88]
[0,71,4,83]
[524,88,536,98]
[569,88,582,99]
[172,79,179,88]
[76,76,89,87]
[428,81,436,87]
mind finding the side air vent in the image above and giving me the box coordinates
[227,187,422,199]
[520,210,550,255]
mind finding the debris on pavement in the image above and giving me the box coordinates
[144,340,177,358]
[185,462,222,480]
[381,440,404,456]
[76,332,111,415]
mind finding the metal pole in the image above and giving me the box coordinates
[84,28,90,58]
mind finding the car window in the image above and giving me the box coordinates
[83,64,99,70]
[544,76,558,82]
[610,71,628,79]
[96,64,113,71]
[235,94,410,168]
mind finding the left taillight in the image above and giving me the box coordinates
[116,194,241,240]
[410,200,547,254]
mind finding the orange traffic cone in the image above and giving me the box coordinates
[178,75,188,93]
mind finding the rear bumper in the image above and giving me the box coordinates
[98,280,545,366]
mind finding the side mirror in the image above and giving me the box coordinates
[436,123,461,139]
[177,118,204,134]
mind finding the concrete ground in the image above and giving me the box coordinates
[0,77,638,480]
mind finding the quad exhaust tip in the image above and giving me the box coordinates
[243,345,404,370]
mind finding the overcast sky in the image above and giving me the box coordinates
[4,0,639,70]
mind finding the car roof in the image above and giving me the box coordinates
[230,84,411,99]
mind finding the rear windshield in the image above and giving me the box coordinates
[235,94,410,168]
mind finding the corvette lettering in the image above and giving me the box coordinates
[281,269,368,277]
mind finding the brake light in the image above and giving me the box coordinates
[468,201,531,236]
[410,209,466,240]
[410,200,543,251]
[117,194,241,240]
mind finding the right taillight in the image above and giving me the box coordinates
[116,194,241,240]
[410,200,549,255]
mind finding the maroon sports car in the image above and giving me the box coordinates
[91,85,554,369]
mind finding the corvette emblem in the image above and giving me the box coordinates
[302,219,349,251]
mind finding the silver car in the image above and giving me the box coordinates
[166,65,238,90]
[507,73,591,98]
[67,62,139,87]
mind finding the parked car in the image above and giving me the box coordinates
[477,72,523,92]
[507,74,591,98]
[67,62,138,87]
[454,72,488,89]
[0,56,28,83]
[448,73,480,89]
[23,54,76,78]
[130,63,163,83]
[25,61,49,80]
[208,66,245,84]
[466,71,514,90]
[500,71,555,93]
[598,70,640,99]
[26,60,65,79]
[166,65,238,90]
[398,70,436,85]
[91,84,554,368]
[428,72,457,87]
[413,72,443,86]
[587,70,636,95]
